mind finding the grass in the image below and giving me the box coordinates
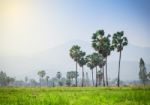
[0,86,150,105]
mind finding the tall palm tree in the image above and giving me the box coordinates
[102,35,112,86]
[112,31,128,87]
[92,29,112,86]
[78,53,87,87]
[37,70,46,86]
[69,45,81,86]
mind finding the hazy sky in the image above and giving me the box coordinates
[0,0,150,56]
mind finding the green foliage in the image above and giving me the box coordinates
[86,53,105,69]
[78,56,87,67]
[92,30,112,58]
[69,45,81,62]
[56,72,62,80]
[66,71,79,86]
[0,71,15,86]
[86,55,95,70]
[112,31,128,52]
[37,70,46,78]
[0,87,150,105]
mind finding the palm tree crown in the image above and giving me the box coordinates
[69,45,81,62]
[112,31,128,52]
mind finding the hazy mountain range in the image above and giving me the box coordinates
[0,40,150,81]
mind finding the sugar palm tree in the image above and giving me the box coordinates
[112,31,128,87]
[69,45,81,86]
[37,70,46,86]
[92,29,112,86]
[78,53,87,87]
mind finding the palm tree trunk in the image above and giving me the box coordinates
[106,57,108,86]
[117,51,122,87]
[75,61,78,87]
[82,66,84,87]
[91,69,94,86]
[95,66,97,87]
[102,66,105,86]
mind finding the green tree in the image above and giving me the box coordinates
[66,71,79,86]
[139,58,148,85]
[66,71,72,86]
[37,70,46,86]
[56,72,62,80]
[92,30,112,86]
[56,72,62,86]
[78,51,87,87]
[69,45,81,86]
[112,31,128,87]
[0,71,15,86]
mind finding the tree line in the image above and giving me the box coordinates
[1,57,150,86]
[69,29,128,87]
[1,29,150,87]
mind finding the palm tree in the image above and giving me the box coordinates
[56,72,62,80]
[66,71,72,86]
[37,70,46,86]
[92,29,112,86]
[78,54,87,87]
[69,45,82,87]
[112,31,128,87]
[56,71,62,86]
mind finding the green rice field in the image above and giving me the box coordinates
[0,86,150,105]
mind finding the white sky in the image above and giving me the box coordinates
[0,0,150,56]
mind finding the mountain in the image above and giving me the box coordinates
[0,40,150,81]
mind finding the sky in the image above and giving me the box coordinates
[0,0,150,56]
